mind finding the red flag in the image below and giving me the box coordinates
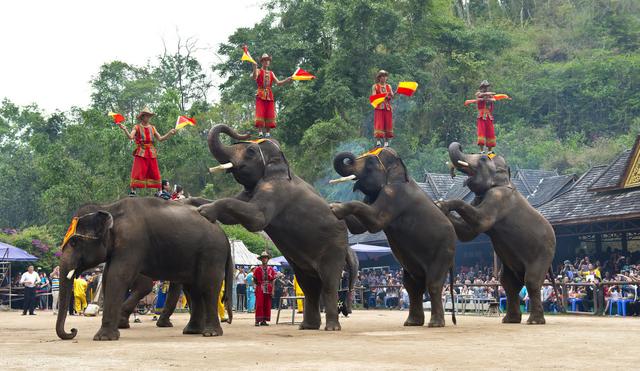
[175,116,196,130]
[108,112,125,124]
[292,67,316,81]
[369,93,387,108]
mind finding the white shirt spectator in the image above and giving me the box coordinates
[235,271,247,285]
[20,271,39,288]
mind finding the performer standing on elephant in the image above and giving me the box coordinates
[254,252,276,326]
[474,80,498,154]
[115,106,176,196]
[251,54,293,138]
[372,70,394,148]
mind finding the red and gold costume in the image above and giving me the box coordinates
[254,265,276,323]
[372,83,393,139]
[130,124,161,189]
[476,99,496,148]
[255,68,277,129]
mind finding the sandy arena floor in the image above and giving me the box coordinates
[0,309,638,370]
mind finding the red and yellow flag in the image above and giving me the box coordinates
[396,81,418,96]
[175,116,196,130]
[493,94,511,101]
[61,217,78,249]
[108,112,125,124]
[241,45,256,64]
[369,93,387,108]
[292,67,315,81]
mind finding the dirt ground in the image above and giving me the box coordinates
[0,309,638,370]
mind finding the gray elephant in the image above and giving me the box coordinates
[439,142,556,324]
[56,197,233,340]
[197,124,357,331]
[330,147,457,327]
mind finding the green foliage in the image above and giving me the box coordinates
[220,224,280,256]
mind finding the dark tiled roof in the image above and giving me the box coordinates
[348,231,387,245]
[537,165,640,224]
[416,182,438,200]
[588,150,631,191]
[514,169,559,193]
[526,175,576,207]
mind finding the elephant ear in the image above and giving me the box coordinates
[262,142,291,180]
[379,149,409,183]
[491,156,511,187]
[75,211,114,241]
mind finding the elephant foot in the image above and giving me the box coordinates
[427,318,445,328]
[182,323,204,335]
[93,327,120,341]
[502,314,522,324]
[118,319,130,329]
[298,321,321,330]
[527,314,546,325]
[324,322,341,331]
[202,326,223,337]
[156,318,173,328]
[403,314,425,327]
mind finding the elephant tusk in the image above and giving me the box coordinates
[329,175,356,184]
[209,163,233,174]
[66,269,75,280]
[457,160,469,167]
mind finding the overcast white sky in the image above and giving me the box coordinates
[0,0,265,113]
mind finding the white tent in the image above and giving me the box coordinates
[230,240,280,266]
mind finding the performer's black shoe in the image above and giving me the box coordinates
[255,322,260,327]
[488,150,495,155]
[128,191,137,197]
[375,140,382,147]
[260,321,269,326]
[258,132,264,138]
[265,132,271,138]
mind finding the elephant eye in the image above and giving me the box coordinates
[246,147,257,157]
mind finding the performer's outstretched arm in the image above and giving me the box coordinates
[154,128,177,142]
[274,74,293,86]
[116,123,135,140]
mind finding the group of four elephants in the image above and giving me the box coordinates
[56,125,556,341]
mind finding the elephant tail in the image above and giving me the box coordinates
[548,266,565,313]
[449,267,457,325]
[345,247,359,314]
[224,248,234,324]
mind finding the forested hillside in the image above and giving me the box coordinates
[1,0,638,258]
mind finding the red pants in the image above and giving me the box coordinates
[255,289,272,322]
[477,118,496,147]
[374,109,393,138]
[255,97,276,129]
[130,156,161,189]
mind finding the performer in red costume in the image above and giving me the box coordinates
[253,251,276,326]
[251,54,293,138]
[372,70,394,147]
[116,106,176,196]
[474,80,498,154]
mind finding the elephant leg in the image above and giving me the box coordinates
[157,283,182,328]
[182,285,204,334]
[119,275,153,329]
[295,273,321,330]
[94,263,137,341]
[320,274,341,331]
[500,265,523,324]
[525,269,546,325]
[200,275,223,337]
[403,270,425,326]
[426,277,446,328]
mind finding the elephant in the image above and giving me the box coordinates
[330,147,457,327]
[196,124,356,331]
[56,197,233,341]
[438,142,556,324]
[119,276,185,329]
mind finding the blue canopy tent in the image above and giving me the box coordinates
[0,242,38,309]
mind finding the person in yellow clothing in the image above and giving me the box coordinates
[218,280,227,322]
[293,275,304,314]
[73,275,88,315]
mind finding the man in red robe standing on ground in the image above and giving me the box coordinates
[372,70,394,147]
[251,54,293,138]
[254,251,276,326]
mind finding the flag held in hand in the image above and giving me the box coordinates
[369,93,387,108]
[175,116,196,130]
[396,81,418,96]
[241,45,256,64]
[292,67,315,81]
[108,112,125,124]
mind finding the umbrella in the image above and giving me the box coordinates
[269,255,288,266]
[0,242,38,261]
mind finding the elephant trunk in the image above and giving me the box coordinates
[333,152,357,177]
[56,264,78,340]
[448,142,471,169]
[207,124,251,164]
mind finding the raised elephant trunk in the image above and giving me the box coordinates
[207,124,251,164]
[333,152,357,177]
[56,265,78,340]
[448,142,469,168]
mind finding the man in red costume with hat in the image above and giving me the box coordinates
[253,251,276,326]
[116,106,176,196]
[372,70,394,147]
[251,53,293,138]
[474,80,499,154]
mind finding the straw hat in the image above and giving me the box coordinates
[258,251,272,260]
[479,80,491,88]
[260,53,272,63]
[376,69,389,80]
[136,106,155,120]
